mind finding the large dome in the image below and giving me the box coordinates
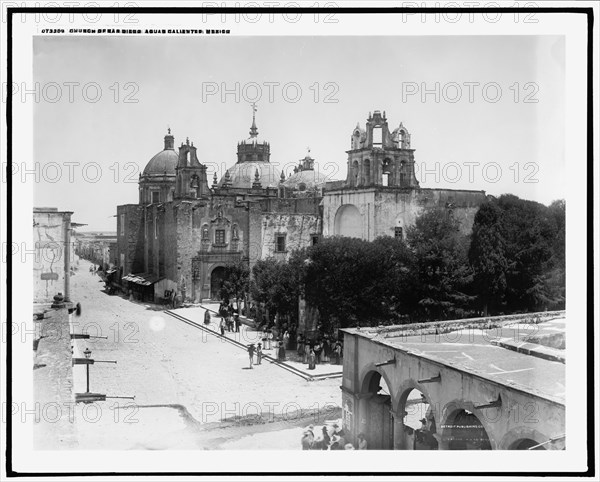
[283,169,329,191]
[218,162,282,189]
[143,149,178,176]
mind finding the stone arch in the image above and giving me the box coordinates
[499,427,549,450]
[439,399,496,450]
[334,204,362,238]
[358,365,396,450]
[359,364,396,400]
[396,379,440,450]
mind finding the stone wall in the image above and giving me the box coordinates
[322,187,487,240]
[116,204,144,278]
[33,209,72,303]
[259,212,320,261]
[33,308,77,449]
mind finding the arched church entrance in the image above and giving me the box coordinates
[360,370,394,450]
[210,266,226,300]
[334,204,362,238]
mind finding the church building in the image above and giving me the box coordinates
[115,108,487,304]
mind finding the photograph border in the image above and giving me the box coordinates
[4,4,595,478]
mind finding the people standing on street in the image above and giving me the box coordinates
[334,424,346,447]
[297,334,304,358]
[267,330,273,350]
[301,430,314,450]
[278,340,286,362]
[235,314,241,333]
[329,435,342,450]
[322,336,330,363]
[334,341,342,365]
[314,341,322,365]
[256,342,262,365]
[357,433,368,450]
[283,330,290,350]
[247,343,255,369]
[304,340,311,364]
[321,426,331,450]
[204,309,211,325]
[219,317,225,336]
[308,349,316,370]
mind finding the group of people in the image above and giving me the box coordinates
[297,335,343,369]
[88,264,102,275]
[246,342,263,368]
[216,303,242,334]
[301,424,368,450]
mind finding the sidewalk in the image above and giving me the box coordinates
[169,305,343,380]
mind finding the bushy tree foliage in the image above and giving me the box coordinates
[248,195,565,330]
[469,195,565,314]
[250,257,304,325]
[219,260,250,311]
[406,209,474,321]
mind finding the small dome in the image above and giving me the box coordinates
[218,162,281,189]
[143,149,178,176]
[283,169,329,191]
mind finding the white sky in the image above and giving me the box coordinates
[33,35,565,231]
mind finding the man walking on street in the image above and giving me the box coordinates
[235,314,241,333]
[256,343,262,365]
[248,343,255,369]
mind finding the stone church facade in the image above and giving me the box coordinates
[116,109,487,304]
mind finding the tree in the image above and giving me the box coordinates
[406,209,474,321]
[250,256,303,326]
[469,195,566,314]
[219,260,250,312]
[302,236,414,331]
[468,201,508,315]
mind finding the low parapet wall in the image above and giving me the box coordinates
[370,310,566,339]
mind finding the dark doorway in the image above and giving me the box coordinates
[445,409,491,450]
[210,266,226,300]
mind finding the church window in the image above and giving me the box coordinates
[275,234,286,253]
[154,216,158,239]
[395,227,403,239]
[120,214,125,236]
[151,191,160,203]
[298,183,306,191]
[372,126,382,146]
[215,229,226,245]
[382,173,389,187]
[312,235,319,246]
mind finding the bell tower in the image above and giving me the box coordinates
[346,110,419,189]
[175,137,210,199]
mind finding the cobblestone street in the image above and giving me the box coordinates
[69,258,341,449]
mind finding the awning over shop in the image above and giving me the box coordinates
[122,272,163,286]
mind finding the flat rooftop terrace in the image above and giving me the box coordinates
[343,313,566,406]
